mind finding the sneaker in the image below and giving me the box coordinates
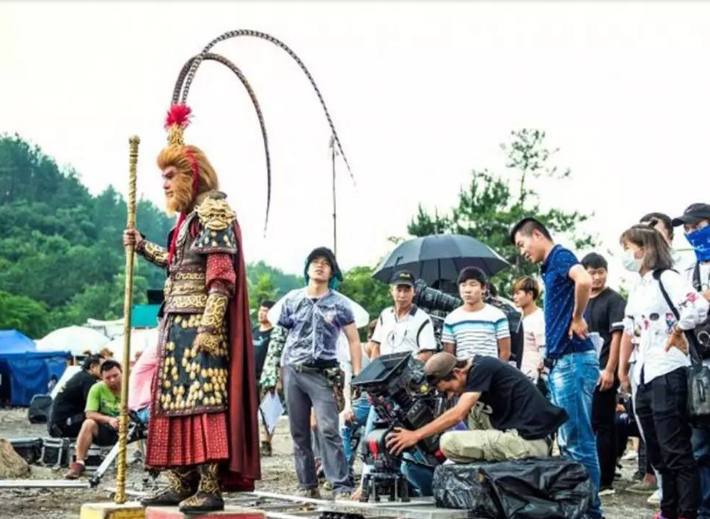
[598,486,615,496]
[64,461,85,479]
[260,441,273,457]
[622,450,639,461]
[297,487,321,499]
[322,480,333,491]
[647,489,661,505]
[626,480,657,494]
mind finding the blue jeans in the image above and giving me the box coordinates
[134,407,150,425]
[401,460,435,496]
[341,396,371,466]
[548,350,602,518]
[693,426,710,519]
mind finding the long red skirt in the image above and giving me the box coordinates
[145,411,229,467]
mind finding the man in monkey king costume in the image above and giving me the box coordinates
[124,104,260,513]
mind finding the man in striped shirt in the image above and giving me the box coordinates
[442,267,511,362]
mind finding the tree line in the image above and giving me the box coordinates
[0,130,592,339]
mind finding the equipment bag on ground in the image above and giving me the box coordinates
[432,457,593,519]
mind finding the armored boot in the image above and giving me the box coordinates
[141,467,198,506]
[178,463,224,513]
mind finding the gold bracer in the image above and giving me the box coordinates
[199,292,229,333]
[137,240,169,268]
[195,292,228,355]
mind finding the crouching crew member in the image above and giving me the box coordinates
[387,352,567,462]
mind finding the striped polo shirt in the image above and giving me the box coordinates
[442,304,510,360]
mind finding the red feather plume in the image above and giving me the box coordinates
[164,104,192,129]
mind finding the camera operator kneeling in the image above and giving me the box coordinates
[387,352,567,463]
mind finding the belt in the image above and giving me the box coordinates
[544,341,594,370]
[291,362,337,374]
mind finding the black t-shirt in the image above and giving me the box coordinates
[465,355,567,440]
[50,369,97,425]
[584,288,626,369]
[253,326,273,381]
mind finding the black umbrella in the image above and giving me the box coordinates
[373,234,510,284]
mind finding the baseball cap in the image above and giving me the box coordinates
[672,203,710,227]
[424,352,458,384]
[389,270,415,287]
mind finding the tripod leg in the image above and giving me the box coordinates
[360,475,370,503]
[89,442,119,487]
[371,477,379,503]
[399,476,410,503]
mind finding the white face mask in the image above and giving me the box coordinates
[622,250,643,273]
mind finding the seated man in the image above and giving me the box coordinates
[48,355,103,438]
[64,360,122,479]
[387,352,567,463]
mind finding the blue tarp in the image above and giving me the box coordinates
[0,329,36,354]
[0,329,70,406]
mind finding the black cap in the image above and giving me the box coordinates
[672,203,710,227]
[305,246,343,282]
[390,270,415,287]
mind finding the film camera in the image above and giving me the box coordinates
[351,352,447,502]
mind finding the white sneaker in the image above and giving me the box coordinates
[621,450,638,461]
[598,486,616,496]
[647,489,661,505]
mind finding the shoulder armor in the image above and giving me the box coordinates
[192,193,238,254]
[196,193,236,231]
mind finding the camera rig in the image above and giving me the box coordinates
[351,352,446,502]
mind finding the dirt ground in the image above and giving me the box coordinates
[0,408,657,519]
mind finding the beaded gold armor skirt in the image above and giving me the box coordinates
[154,313,229,417]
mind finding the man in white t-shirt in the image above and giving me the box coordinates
[368,271,438,361]
[355,271,438,498]
[442,267,510,361]
[512,276,545,382]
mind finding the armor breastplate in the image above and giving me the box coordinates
[163,213,208,313]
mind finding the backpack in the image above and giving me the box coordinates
[653,269,710,427]
[690,263,710,358]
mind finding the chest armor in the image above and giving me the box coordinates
[163,213,208,313]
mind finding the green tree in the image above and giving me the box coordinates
[0,291,51,338]
[247,260,302,295]
[339,266,391,327]
[248,272,279,315]
[0,134,172,328]
[408,129,595,295]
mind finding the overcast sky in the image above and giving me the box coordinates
[2,1,708,288]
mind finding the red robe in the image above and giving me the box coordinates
[223,220,261,490]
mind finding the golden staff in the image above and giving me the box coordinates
[115,135,140,504]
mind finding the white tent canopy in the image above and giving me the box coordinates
[85,318,124,339]
[36,325,111,356]
[102,328,159,362]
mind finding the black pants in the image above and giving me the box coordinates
[592,382,618,487]
[48,413,84,438]
[636,367,699,518]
